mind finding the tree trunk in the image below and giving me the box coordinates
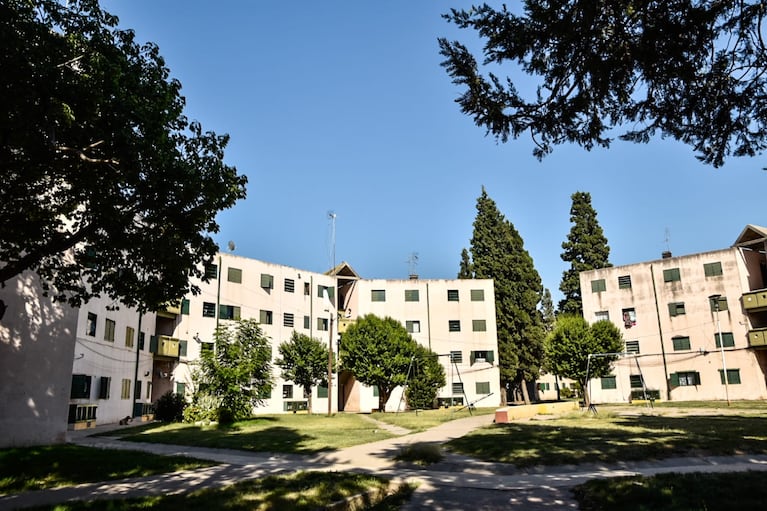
[520,378,531,405]
[580,379,589,407]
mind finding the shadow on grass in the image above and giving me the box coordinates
[446,414,767,467]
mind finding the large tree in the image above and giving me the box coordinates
[439,1,767,167]
[0,0,246,314]
[339,314,417,411]
[404,344,447,410]
[465,187,545,404]
[559,192,611,316]
[545,315,623,407]
[276,332,332,414]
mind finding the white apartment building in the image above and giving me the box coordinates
[580,225,767,404]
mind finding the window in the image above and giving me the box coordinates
[668,302,686,317]
[600,376,617,389]
[704,261,723,277]
[134,380,142,401]
[317,385,328,398]
[471,289,485,301]
[450,351,463,363]
[448,320,461,332]
[176,382,186,395]
[625,340,640,354]
[202,302,216,318]
[220,305,241,321]
[181,299,190,315]
[595,311,610,322]
[476,381,491,394]
[304,282,310,295]
[125,326,135,348]
[139,332,145,351]
[284,313,294,328]
[591,279,606,292]
[371,289,386,302]
[284,278,295,293]
[227,267,242,283]
[452,382,464,395]
[709,295,729,312]
[372,385,379,397]
[629,375,643,389]
[179,340,188,357]
[304,315,310,329]
[121,379,131,399]
[404,289,420,302]
[261,273,274,289]
[205,263,218,279]
[671,371,700,386]
[70,374,92,399]
[538,382,550,391]
[406,320,421,333]
[470,350,494,364]
[663,268,681,282]
[715,332,735,348]
[282,385,293,399]
[317,318,328,331]
[447,289,459,301]
[472,319,487,332]
[98,376,111,399]
[146,382,152,400]
[259,309,273,325]
[719,368,741,384]
[622,308,636,327]
[672,336,691,351]
[86,313,97,336]
[618,275,632,289]
[104,319,116,342]
[318,285,335,303]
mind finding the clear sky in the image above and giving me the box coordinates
[102,1,766,304]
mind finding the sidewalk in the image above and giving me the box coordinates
[3,413,767,510]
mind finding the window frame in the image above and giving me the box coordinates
[470,289,485,301]
[371,289,386,302]
[227,267,242,283]
[704,261,723,277]
[672,336,691,351]
[404,289,420,302]
[618,275,632,289]
[448,320,461,332]
[663,268,681,282]
[472,319,487,332]
[447,289,459,302]
[591,279,606,292]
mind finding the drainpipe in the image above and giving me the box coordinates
[215,255,222,331]
[650,265,672,401]
[426,282,432,350]
[132,309,143,417]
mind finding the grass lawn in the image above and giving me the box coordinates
[573,471,767,511]
[20,471,415,511]
[112,413,396,453]
[371,407,496,432]
[446,409,767,467]
[0,444,215,493]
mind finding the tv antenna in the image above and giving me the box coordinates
[407,252,419,276]
[328,211,336,270]
[227,240,236,252]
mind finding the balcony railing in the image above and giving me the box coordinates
[150,335,180,358]
[742,289,767,310]
[748,328,767,348]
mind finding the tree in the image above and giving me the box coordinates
[559,192,611,316]
[192,319,273,424]
[465,187,545,405]
[404,345,447,410]
[545,316,623,407]
[457,248,473,278]
[439,2,767,168]
[540,288,556,334]
[0,0,247,314]
[275,332,332,414]
[340,314,417,411]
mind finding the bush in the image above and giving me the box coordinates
[155,391,186,422]
[395,442,444,466]
[182,393,220,424]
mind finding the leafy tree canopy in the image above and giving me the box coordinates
[439,1,767,167]
[276,331,332,413]
[545,315,623,406]
[405,344,447,410]
[340,314,418,411]
[0,0,247,311]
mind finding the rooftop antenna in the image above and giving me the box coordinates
[227,240,236,252]
[327,211,336,270]
[664,228,671,252]
[407,252,419,278]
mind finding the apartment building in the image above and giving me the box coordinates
[580,225,767,404]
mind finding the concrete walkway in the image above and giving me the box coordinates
[3,413,767,510]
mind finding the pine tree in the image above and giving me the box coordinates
[559,192,611,316]
[468,187,545,404]
[457,248,473,278]
[540,288,556,334]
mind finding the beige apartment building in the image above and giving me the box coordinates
[580,225,767,404]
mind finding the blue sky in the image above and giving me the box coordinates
[103,1,766,304]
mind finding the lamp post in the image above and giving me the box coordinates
[709,294,730,406]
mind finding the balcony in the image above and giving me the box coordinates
[150,335,180,358]
[742,289,767,311]
[748,328,767,348]
[157,301,182,319]
[338,318,356,334]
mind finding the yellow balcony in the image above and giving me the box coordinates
[152,335,180,358]
[157,301,182,319]
[338,318,356,334]
[748,329,767,348]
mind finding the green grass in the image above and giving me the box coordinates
[22,471,403,511]
[650,400,767,411]
[113,414,395,453]
[446,410,767,467]
[573,471,767,511]
[371,407,496,432]
[0,444,215,493]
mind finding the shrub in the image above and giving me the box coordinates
[395,442,444,465]
[155,391,186,422]
[182,393,220,424]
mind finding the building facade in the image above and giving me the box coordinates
[580,225,767,404]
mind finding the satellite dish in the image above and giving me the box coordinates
[227,240,236,252]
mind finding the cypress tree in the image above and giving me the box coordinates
[457,248,473,278]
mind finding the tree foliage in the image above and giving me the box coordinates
[0,0,247,311]
[545,315,623,406]
[405,344,447,410]
[276,331,332,413]
[458,247,473,278]
[192,319,273,424]
[340,314,418,411]
[465,187,545,403]
[559,192,611,316]
[439,1,767,167]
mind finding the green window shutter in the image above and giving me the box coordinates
[486,350,494,363]
[405,289,419,301]
[317,385,328,398]
[470,351,476,365]
[715,332,735,348]
[227,267,242,283]
[303,315,310,329]
[176,382,186,395]
[694,372,701,385]
[205,264,218,279]
[600,376,617,390]
[261,273,274,289]
[70,374,92,399]
[447,289,459,301]
[704,262,723,277]
[179,340,188,357]
[668,303,676,316]
[591,279,606,292]
[663,268,681,282]
[180,299,190,315]
[670,373,680,386]
[618,275,632,289]
[371,289,386,302]
[372,385,379,397]
[234,306,241,321]
[470,289,485,301]
[472,319,487,332]
[149,335,158,353]
[475,381,490,394]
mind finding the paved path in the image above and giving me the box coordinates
[3,413,767,510]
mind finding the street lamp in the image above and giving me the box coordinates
[709,294,730,406]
